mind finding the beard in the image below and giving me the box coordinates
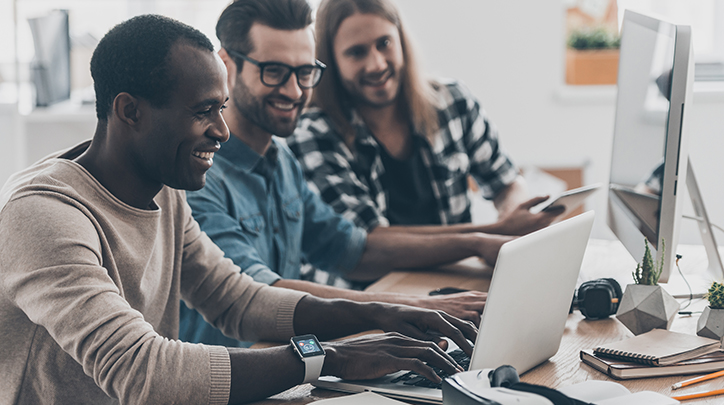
[341,66,401,109]
[232,77,304,137]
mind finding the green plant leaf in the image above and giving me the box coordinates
[567,27,620,50]
[634,238,664,285]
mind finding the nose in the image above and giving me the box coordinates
[366,49,387,73]
[209,110,230,143]
[278,72,304,100]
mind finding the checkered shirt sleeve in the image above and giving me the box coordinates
[437,79,518,201]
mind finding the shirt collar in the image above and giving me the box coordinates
[349,108,423,148]
[218,133,279,173]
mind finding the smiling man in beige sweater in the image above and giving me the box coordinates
[0,15,476,405]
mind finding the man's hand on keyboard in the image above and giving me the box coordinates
[369,303,477,356]
[321,332,464,383]
[407,291,486,327]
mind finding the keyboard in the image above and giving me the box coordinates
[389,349,470,389]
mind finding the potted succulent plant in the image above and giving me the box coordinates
[565,26,620,85]
[616,239,680,335]
[697,281,724,339]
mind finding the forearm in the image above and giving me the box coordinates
[348,231,488,281]
[228,345,303,404]
[380,222,503,235]
[228,295,388,403]
[292,295,380,340]
[273,278,427,307]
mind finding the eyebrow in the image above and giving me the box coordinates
[191,97,228,110]
[344,35,391,52]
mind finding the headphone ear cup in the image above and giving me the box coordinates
[577,278,621,319]
[603,277,622,313]
[604,277,623,299]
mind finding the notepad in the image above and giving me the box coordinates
[581,349,724,379]
[593,329,722,366]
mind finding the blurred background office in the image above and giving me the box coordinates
[1,0,723,243]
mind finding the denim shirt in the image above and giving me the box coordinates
[179,135,367,346]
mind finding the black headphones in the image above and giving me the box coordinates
[570,278,623,320]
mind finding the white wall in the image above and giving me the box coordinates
[395,0,724,247]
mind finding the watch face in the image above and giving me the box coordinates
[292,334,325,357]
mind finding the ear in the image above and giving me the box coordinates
[218,48,237,88]
[112,92,141,128]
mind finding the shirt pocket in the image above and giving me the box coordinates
[282,196,303,221]
[281,195,303,265]
[239,213,265,236]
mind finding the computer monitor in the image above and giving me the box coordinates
[27,9,71,107]
[607,10,723,289]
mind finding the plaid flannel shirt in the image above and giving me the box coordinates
[288,79,519,231]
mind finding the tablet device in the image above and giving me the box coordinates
[532,183,601,216]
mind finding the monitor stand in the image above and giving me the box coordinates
[662,160,724,298]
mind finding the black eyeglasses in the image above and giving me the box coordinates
[226,49,326,89]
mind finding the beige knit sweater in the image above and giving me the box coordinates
[0,146,307,405]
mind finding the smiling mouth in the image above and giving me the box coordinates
[362,69,393,87]
[192,151,215,161]
[269,100,299,111]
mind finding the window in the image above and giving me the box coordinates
[0,0,231,85]
[617,0,724,80]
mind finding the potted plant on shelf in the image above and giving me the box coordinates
[697,281,724,339]
[616,239,680,335]
[565,26,620,85]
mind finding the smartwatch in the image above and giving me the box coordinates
[291,334,326,383]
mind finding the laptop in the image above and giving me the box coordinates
[313,211,595,404]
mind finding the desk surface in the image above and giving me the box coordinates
[251,239,723,404]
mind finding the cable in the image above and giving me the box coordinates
[682,215,724,235]
[676,254,695,313]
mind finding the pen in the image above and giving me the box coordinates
[672,388,724,401]
[671,369,724,389]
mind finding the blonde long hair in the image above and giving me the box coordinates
[312,0,439,148]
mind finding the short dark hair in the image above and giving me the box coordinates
[216,0,312,61]
[90,14,214,120]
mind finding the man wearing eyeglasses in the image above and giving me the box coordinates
[179,0,512,347]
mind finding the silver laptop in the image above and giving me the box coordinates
[313,211,595,404]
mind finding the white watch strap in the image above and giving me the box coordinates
[302,354,325,383]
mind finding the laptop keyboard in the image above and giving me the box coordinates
[389,349,470,390]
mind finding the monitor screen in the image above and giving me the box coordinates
[28,10,71,107]
[607,10,693,283]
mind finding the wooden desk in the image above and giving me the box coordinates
[252,240,724,404]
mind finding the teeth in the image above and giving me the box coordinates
[271,102,295,111]
[193,151,214,160]
[363,71,392,86]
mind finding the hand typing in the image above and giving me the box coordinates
[409,291,487,327]
[321,332,465,383]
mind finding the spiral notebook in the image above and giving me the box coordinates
[593,329,722,366]
[581,349,724,379]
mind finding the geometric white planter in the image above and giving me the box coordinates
[615,284,680,336]
[697,306,724,340]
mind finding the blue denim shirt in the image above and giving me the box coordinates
[179,135,367,346]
